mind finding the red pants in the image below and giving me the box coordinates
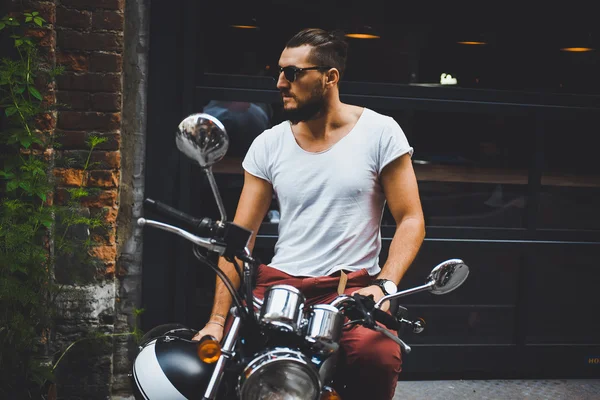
[253,264,402,400]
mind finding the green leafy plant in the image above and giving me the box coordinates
[0,11,135,397]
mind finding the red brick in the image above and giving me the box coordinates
[56,90,90,110]
[91,230,116,246]
[91,93,121,111]
[87,170,120,188]
[33,45,55,65]
[55,131,121,150]
[83,189,118,208]
[104,263,116,278]
[90,245,117,263]
[35,112,56,131]
[42,91,56,108]
[57,111,121,130]
[60,0,124,10]
[55,130,86,149]
[89,151,121,169]
[60,150,120,170]
[56,72,121,92]
[92,132,121,150]
[89,52,122,72]
[92,10,123,31]
[91,206,119,225]
[57,148,121,171]
[53,168,85,186]
[25,27,55,48]
[56,7,91,30]
[58,30,123,51]
[57,51,89,72]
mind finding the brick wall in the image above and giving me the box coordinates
[53,0,125,398]
[12,0,132,398]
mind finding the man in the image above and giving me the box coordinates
[193,28,425,400]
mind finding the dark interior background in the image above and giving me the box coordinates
[142,0,600,380]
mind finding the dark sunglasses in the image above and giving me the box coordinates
[276,65,332,82]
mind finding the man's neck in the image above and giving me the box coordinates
[294,100,348,140]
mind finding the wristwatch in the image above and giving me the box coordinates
[372,279,397,296]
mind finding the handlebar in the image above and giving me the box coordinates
[330,293,418,353]
[137,218,226,254]
[142,198,252,259]
[144,198,219,238]
[137,201,421,354]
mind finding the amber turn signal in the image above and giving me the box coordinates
[320,386,341,400]
[197,337,221,364]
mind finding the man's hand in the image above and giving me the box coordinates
[192,322,225,342]
[351,285,390,312]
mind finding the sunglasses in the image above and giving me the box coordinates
[276,65,332,82]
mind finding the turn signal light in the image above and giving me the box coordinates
[320,387,341,400]
[197,337,221,364]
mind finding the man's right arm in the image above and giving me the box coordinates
[193,171,273,341]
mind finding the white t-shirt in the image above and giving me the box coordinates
[242,108,413,277]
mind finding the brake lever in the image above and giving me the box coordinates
[372,325,412,354]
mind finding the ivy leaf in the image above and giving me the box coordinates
[0,22,5,30]
[5,106,17,116]
[16,86,26,94]
[0,170,16,179]
[68,187,89,200]
[28,86,42,101]
[32,12,40,17]
[15,39,23,47]
[86,135,108,148]
[38,192,48,203]
[7,180,19,191]
[25,17,32,23]
[31,136,45,146]
[20,136,33,149]
[34,17,44,27]
[19,181,33,192]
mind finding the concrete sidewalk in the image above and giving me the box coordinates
[393,379,600,399]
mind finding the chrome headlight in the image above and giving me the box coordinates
[238,348,320,400]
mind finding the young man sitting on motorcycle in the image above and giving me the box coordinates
[193,27,426,400]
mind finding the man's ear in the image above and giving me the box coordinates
[326,68,340,86]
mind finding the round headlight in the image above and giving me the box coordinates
[239,348,320,400]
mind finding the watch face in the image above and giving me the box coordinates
[383,280,396,295]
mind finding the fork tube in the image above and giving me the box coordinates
[203,316,242,399]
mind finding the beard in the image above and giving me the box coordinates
[281,86,326,124]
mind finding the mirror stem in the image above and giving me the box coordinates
[204,168,227,222]
[374,281,435,309]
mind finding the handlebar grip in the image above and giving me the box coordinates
[372,308,401,331]
[144,198,216,237]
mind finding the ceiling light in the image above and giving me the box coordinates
[457,41,486,45]
[230,25,259,30]
[560,47,594,52]
[345,25,380,39]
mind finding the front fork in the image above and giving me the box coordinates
[202,316,242,400]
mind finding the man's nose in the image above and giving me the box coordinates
[276,72,289,90]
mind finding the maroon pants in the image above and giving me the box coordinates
[253,264,402,400]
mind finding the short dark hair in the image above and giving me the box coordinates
[285,28,349,79]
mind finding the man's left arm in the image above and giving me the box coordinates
[353,153,425,310]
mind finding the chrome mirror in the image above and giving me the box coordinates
[176,113,229,168]
[427,259,469,295]
[374,258,470,309]
[176,113,229,221]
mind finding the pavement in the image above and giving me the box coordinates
[393,379,600,400]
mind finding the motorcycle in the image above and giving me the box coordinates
[130,113,470,400]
